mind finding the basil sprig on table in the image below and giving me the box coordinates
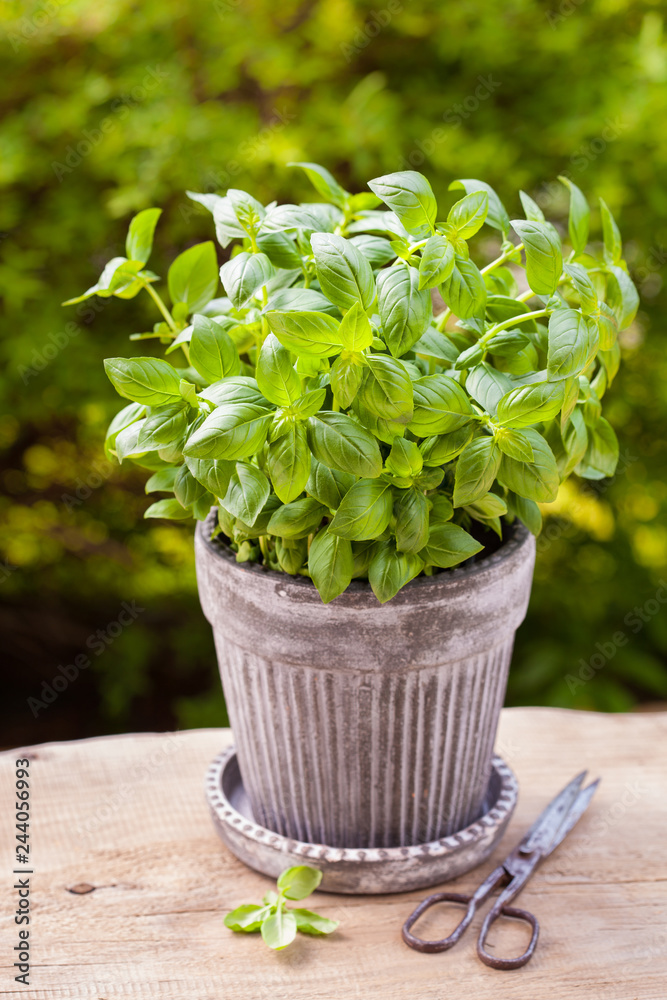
[66,166,637,603]
[224,865,338,951]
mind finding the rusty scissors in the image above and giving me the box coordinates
[402,771,600,970]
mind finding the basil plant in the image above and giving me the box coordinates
[64,165,637,604]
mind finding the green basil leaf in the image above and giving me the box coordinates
[265,286,336,315]
[558,176,590,253]
[518,190,545,223]
[307,529,354,603]
[486,330,530,359]
[306,459,354,510]
[256,334,301,407]
[368,541,423,603]
[144,497,192,520]
[599,198,622,264]
[453,343,484,371]
[606,264,639,330]
[418,522,482,568]
[338,301,373,351]
[105,402,146,458]
[413,326,460,365]
[114,421,148,462]
[349,234,397,267]
[560,375,580,430]
[168,241,218,312]
[125,208,161,264]
[310,233,375,311]
[174,464,213,518]
[224,904,271,933]
[184,402,273,460]
[104,357,182,406]
[560,406,589,476]
[275,536,308,575]
[497,428,559,502]
[289,161,348,208]
[547,308,598,381]
[496,380,565,428]
[145,466,179,493]
[198,375,268,409]
[137,404,188,449]
[419,235,455,290]
[219,251,275,309]
[291,387,327,419]
[329,479,393,539]
[506,491,542,536]
[358,354,414,423]
[449,179,509,235]
[440,256,486,318]
[234,493,282,538]
[486,295,539,332]
[255,231,302,270]
[189,314,241,383]
[227,188,265,232]
[307,411,382,478]
[265,310,344,358]
[595,301,619,351]
[453,437,501,506]
[377,263,431,357]
[510,220,563,296]
[466,363,513,415]
[293,909,339,936]
[184,456,235,497]
[367,170,437,237]
[563,262,598,315]
[261,203,324,235]
[495,428,534,463]
[409,374,473,436]
[223,462,271,525]
[465,491,507,519]
[447,190,489,238]
[330,353,364,409]
[267,497,327,538]
[353,401,407,445]
[261,907,298,951]
[395,488,429,553]
[419,426,474,466]
[267,422,311,503]
[386,437,423,478]
[576,417,619,479]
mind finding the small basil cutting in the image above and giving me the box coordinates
[224,865,338,951]
[68,165,636,604]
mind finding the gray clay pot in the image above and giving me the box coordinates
[195,513,535,849]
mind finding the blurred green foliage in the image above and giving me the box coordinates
[1,0,666,743]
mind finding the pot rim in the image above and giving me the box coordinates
[197,509,532,603]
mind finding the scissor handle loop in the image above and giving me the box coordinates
[402,891,477,953]
[477,902,540,970]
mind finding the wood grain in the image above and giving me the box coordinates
[1,708,666,999]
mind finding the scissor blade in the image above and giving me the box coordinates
[541,778,601,858]
[519,771,588,855]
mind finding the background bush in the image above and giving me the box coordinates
[2,0,666,746]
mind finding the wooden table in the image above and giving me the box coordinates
[1,708,665,999]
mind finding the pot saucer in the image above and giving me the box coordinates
[205,747,518,894]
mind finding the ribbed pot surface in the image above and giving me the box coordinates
[195,515,535,848]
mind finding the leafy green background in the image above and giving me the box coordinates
[2,0,666,747]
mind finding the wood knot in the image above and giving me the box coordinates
[67,883,96,894]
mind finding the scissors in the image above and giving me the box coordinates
[402,770,600,970]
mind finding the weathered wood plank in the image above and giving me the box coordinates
[1,709,665,999]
